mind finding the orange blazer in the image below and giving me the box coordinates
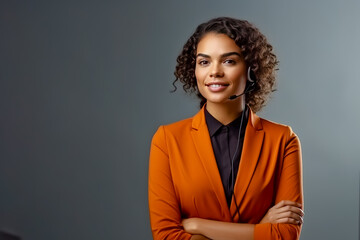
[148,105,303,240]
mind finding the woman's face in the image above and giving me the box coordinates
[195,32,247,106]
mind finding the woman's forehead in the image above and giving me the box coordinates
[196,33,241,56]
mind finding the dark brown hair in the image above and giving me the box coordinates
[173,17,278,112]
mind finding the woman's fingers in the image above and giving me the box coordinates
[261,200,304,224]
[274,200,302,209]
[276,216,302,224]
[272,211,304,224]
[273,205,304,217]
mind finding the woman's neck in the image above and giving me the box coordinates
[205,99,245,125]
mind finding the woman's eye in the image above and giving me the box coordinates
[198,60,209,66]
[224,59,236,64]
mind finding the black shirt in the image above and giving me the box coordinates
[204,106,249,207]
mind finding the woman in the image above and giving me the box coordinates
[148,17,304,240]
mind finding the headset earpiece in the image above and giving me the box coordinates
[247,67,256,83]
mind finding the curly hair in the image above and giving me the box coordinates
[173,17,278,112]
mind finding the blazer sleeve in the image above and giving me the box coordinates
[254,126,304,240]
[148,126,192,240]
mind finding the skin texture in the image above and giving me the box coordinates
[259,200,304,224]
[195,33,247,125]
[190,235,210,240]
[186,219,254,240]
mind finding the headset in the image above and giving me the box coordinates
[228,67,256,100]
[228,67,256,221]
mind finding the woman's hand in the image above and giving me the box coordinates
[182,218,201,234]
[260,200,304,224]
[183,218,211,239]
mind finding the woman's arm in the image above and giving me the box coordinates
[183,127,303,240]
[190,235,211,240]
[148,126,192,240]
[183,201,303,240]
[254,128,304,239]
[184,218,255,240]
[259,200,303,224]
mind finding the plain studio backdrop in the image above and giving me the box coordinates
[1,0,359,239]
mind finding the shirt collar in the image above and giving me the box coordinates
[204,105,249,137]
[204,108,223,137]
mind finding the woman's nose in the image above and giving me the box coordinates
[209,63,224,78]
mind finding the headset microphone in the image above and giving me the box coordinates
[228,90,249,100]
[228,67,256,221]
[228,67,256,100]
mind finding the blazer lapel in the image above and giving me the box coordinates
[230,108,264,221]
[191,106,231,220]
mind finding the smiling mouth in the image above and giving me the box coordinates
[205,83,229,92]
[205,83,229,87]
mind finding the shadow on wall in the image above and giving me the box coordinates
[0,231,21,240]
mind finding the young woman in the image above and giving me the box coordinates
[148,17,304,240]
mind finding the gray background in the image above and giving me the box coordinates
[1,0,359,239]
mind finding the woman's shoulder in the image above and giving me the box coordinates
[164,116,194,131]
[260,117,290,131]
[258,117,298,140]
[152,116,194,141]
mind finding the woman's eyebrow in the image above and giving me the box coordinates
[196,53,210,58]
[221,52,242,58]
[196,52,242,59]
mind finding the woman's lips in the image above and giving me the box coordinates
[206,83,229,92]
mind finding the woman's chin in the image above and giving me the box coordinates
[206,97,237,105]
